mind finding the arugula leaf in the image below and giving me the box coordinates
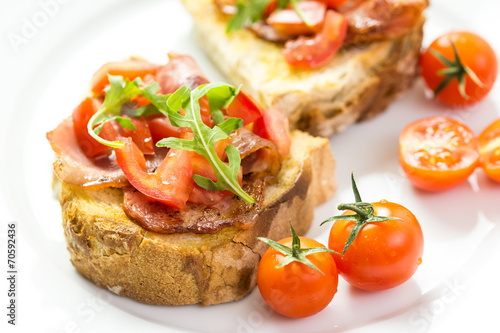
[87,76,165,148]
[226,0,311,33]
[156,83,253,204]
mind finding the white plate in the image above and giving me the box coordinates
[1,0,499,332]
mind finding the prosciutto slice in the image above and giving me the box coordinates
[122,178,266,234]
[229,127,281,178]
[339,0,427,44]
[47,118,166,188]
[157,53,210,94]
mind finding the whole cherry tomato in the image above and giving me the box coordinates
[323,174,424,291]
[479,118,500,182]
[420,31,498,106]
[399,116,479,191]
[257,225,338,318]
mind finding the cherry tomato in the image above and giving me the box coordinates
[399,116,479,191]
[257,236,338,318]
[267,1,326,36]
[479,118,500,182]
[420,31,498,106]
[328,200,424,291]
[91,60,159,94]
[283,9,347,68]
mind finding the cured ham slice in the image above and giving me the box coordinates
[157,53,210,94]
[122,178,266,234]
[47,118,166,188]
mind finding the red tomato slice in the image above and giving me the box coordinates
[254,108,291,157]
[321,0,348,8]
[91,60,159,94]
[72,97,111,158]
[115,137,194,210]
[119,116,155,155]
[479,118,500,182]
[226,90,262,126]
[267,1,326,36]
[148,115,182,144]
[399,116,479,191]
[283,9,347,68]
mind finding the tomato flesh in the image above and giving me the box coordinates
[283,9,347,68]
[257,237,338,318]
[72,97,111,158]
[119,116,155,155]
[420,31,498,106]
[253,108,291,157]
[115,137,194,210]
[226,90,262,126]
[91,60,159,94]
[479,118,500,182]
[148,115,182,144]
[267,1,326,36]
[399,116,479,191]
[328,201,424,291]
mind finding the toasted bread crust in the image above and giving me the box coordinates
[181,0,424,137]
[59,131,336,306]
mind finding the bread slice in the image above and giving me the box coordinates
[181,0,425,137]
[58,130,336,306]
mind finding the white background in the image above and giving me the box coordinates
[0,0,499,332]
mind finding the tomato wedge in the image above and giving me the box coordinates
[115,137,194,210]
[91,60,159,94]
[226,90,262,126]
[254,108,291,157]
[283,9,347,68]
[321,0,348,8]
[479,118,500,182]
[72,97,111,158]
[399,116,479,191]
[119,116,155,155]
[267,1,326,36]
[148,115,182,144]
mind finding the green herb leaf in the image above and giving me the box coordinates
[87,75,161,148]
[257,222,339,275]
[156,83,252,203]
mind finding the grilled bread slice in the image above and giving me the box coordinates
[181,0,425,137]
[58,130,336,306]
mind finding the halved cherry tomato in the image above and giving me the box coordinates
[253,108,291,157]
[91,60,159,94]
[479,118,500,182]
[283,9,347,68]
[115,136,194,210]
[420,31,498,106]
[148,115,182,143]
[257,235,338,318]
[226,90,262,125]
[119,116,155,155]
[267,1,326,36]
[328,200,424,291]
[399,116,479,191]
[72,97,111,158]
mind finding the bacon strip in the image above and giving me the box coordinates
[339,0,427,44]
[122,178,266,234]
[229,127,281,178]
[47,118,167,188]
[157,53,210,94]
